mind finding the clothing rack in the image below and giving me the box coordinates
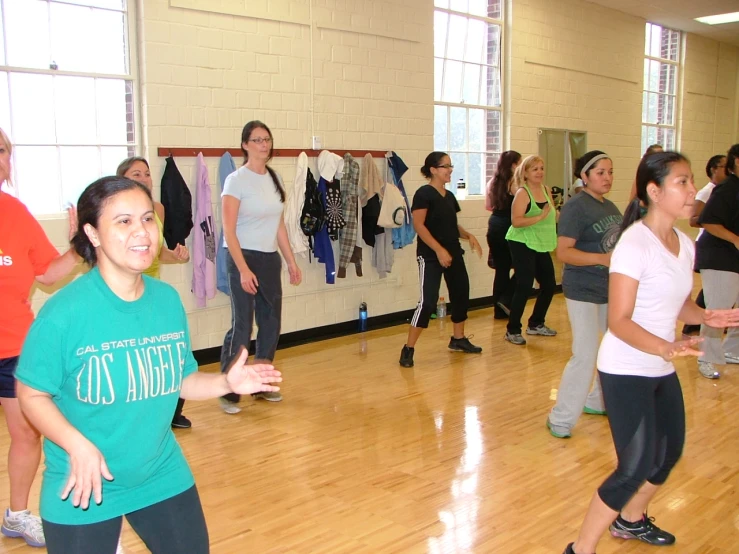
[156,148,388,158]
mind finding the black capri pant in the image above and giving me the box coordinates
[597,371,685,511]
[410,254,470,328]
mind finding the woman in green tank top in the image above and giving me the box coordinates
[117,158,191,431]
[504,155,558,345]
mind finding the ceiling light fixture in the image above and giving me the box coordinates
[695,12,739,25]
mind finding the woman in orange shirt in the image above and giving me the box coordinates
[0,128,79,548]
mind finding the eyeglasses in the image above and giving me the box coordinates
[436,164,454,169]
[716,165,726,169]
[248,137,273,145]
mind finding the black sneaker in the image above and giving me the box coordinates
[399,345,414,367]
[562,544,575,554]
[171,414,192,429]
[448,336,482,353]
[610,514,675,546]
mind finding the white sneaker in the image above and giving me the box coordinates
[116,539,125,554]
[698,361,720,379]
[1,508,45,547]
[724,353,739,364]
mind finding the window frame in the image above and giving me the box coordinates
[641,22,682,153]
[0,0,140,216]
[434,2,505,198]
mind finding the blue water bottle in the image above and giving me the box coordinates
[359,302,368,332]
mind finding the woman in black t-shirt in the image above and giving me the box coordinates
[486,150,521,319]
[399,152,483,368]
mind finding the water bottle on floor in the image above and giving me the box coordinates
[437,297,446,318]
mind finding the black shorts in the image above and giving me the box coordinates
[0,356,19,398]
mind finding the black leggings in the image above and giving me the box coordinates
[410,254,470,328]
[506,240,555,334]
[597,371,685,511]
[43,486,208,554]
[486,215,516,312]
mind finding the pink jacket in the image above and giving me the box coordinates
[192,153,216,307]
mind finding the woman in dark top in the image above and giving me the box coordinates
[695,143,739,379]
[486,151,521,319]
[399,152,483,368]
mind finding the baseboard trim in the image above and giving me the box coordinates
[193,285,562,366]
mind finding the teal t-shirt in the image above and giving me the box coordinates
[16,267,198,525]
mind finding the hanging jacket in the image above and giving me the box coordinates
[161,155,194,249]
[312,151,345,284]
[192,153,216,307]
[285,152,310,257]
[216,152,236,295]
[337,153,362,278]
[360,154,384,246]
[388,152,416,249]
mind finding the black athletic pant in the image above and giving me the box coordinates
[410,254,470,328]
[173,398,186,422]
[43,486,208,554]
[506,240,555,334]
[597,371,685,511]
[486,215,516,314]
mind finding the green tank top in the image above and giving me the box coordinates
[144,211,165,279]
[505,184,557,252]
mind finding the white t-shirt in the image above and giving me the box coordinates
[222,166,284,253]
[695,181,715,240]
[597,221,695,377]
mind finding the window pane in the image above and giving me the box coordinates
[60,147,101,207]
[485,152,501,187]
[487,0,502,19]
[450,0,468,13]
[0,73,10,136]
[641,91,649,123]
[465,19,485,64]
[485,110,502,153]
[434,58,443,101]
[442,60,463,103]
[468,153,483,195]
[462,63,481,105]
[97,79,130,145]
[647,60,660,92]
[449,107,467,150]
[662,29,680,62]
[15,146,61,214]
[434,0,449,7]
[63,0,125,8]
[658,94,675,126]
[55,76,97,145]
[659,63,677,95]
[434,105,448,151]
[645,92,658,124]
[101,146,131,176]
[4,0,51,69]
[50,3,127,74]
[0,6,5,65]
[447,15,467,60]
[9,73,56,144]
[485,24,500,66]
[434,11,448,58]
[648,24,663,59]
[449,152,466,190]
[481,65,501,107]
[469,108,484,151]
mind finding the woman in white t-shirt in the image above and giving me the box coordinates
[563,152,739,554]
[682,154,727,336]
[219,121,302,414]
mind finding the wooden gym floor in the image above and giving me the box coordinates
[0,293,737,553]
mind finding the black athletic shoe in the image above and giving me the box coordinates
[562,544,575,554]
[448,336,483,353]
[399,345,415,367]
[610,514,675,546]
[171,414,192,429]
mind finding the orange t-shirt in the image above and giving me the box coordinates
[0,193,60,358]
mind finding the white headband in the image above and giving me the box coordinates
[580,154,610,179]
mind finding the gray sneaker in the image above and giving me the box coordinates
[219,397,242,414]
[1,508,45,547]
[252,391,283,402]
[698,361,720,379]
[724,353,739,364]
[505,332,526,345]
[526,324,557,336]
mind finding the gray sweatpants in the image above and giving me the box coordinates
[548,299,606,432]
[699,269,739,364]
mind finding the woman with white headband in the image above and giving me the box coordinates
[546,151,622,438]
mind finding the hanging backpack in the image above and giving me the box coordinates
[300,169,325,238]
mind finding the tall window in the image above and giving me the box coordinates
[0,0,136,215]
[434,0,503,196]
[642,23,680,152]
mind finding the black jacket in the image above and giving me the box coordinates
[161,156,194,249]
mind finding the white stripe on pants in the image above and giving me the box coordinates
[548,299,607,431]
[699,269,739,364]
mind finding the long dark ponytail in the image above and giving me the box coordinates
[621,151,689,234]
[489,150,521,210]
[240,120,286,203]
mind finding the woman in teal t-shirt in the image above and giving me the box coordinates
[15,176,281,553]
